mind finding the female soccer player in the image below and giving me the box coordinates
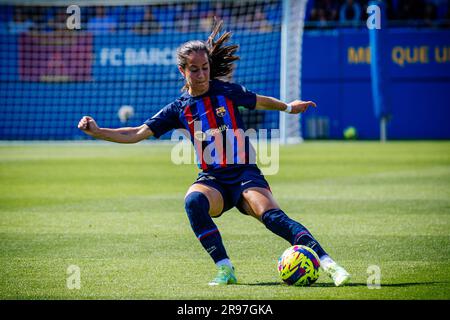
[78,20,350,287]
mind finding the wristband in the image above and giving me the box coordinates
[284,104,292,113]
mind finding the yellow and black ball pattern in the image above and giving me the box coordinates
[278,245,321,286]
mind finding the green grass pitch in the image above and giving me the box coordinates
[0,141,449,300]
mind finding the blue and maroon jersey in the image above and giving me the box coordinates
[144,79,257,172]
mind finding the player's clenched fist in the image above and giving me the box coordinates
[77,116,99,135]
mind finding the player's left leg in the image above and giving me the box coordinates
[239,187,350,286]
[185,183,237,285]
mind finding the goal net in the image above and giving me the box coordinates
[0,0,307,142]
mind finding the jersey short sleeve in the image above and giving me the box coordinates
[224,81,257,110]
[144,102,181,139]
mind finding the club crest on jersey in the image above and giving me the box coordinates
[216,106,226,117]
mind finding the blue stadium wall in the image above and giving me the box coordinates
[0,28,449,140]
[301,28,450,140]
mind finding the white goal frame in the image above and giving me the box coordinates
[279,0,308,144]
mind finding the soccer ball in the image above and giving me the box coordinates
[277,245,320,286]
[118,105,134,123]
[343,126,357,139]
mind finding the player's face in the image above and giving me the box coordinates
[180,51,210,96]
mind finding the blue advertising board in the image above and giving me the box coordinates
[301,28,450,139]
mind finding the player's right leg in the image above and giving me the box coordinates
[238,187,350,287]
[184,183,237,285]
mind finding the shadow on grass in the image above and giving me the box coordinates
[314,282,446,288]
[237,281,447,288]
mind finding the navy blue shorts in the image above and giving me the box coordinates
[193,164,271,216]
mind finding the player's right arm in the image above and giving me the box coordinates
[77,116,153,143]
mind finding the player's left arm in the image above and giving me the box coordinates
[255,95,316,114]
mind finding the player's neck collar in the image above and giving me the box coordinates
[186,81,212,98]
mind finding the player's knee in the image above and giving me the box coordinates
[184,191,210,214]
[184,191,216,237]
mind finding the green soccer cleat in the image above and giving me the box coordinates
[208,265,237,286]
[322,262,351,287]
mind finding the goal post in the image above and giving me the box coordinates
[279,0,307,144]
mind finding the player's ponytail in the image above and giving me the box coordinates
[206,18,239,82]
[176,18,239,92]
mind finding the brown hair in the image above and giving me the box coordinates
[176,18,239,91]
